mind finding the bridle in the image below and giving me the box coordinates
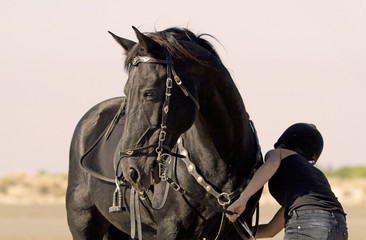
[119,49,200,182]
[118,48,263,240]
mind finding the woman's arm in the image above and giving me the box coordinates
[226,149,282,222]
[255,207,285,238]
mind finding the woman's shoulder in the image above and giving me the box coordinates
[266,148,297,161]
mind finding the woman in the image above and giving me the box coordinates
[226,123,348,239]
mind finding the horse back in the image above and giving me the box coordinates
[69,97,125,162]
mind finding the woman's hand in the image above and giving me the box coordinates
[225,149,284,222]
[225,197,247,222]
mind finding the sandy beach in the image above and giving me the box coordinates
[0,205,364,240]
[0,172,365,239]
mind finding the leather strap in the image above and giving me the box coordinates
[104,98,126,139]
[233,217,255,240]
[130,188,142,240]
[130,188,136,239]
[135,190,142,240]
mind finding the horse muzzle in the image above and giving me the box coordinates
[122,155,162,192]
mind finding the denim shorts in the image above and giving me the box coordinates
[284,209,348,240]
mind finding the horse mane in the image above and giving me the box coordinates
[124,28,250,162]
[125,28,221,70]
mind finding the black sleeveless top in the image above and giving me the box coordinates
[268,154,345,218]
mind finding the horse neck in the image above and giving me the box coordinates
[200,70,250,161]
[182,69,254,187]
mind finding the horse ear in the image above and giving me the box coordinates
[108,31,136,52]
[132,26,163,56]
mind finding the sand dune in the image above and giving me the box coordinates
[0,171,365,206]
[0,172,67,205]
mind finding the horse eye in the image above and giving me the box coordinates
[143,90,156,98]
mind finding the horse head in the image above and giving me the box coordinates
[110,27,202,191]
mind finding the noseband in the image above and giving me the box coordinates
[120,49,200,181]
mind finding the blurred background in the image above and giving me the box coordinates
[1,0,365,239]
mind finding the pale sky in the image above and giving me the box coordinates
[1,1,365,175]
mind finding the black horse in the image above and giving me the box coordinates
[66,27,263,240]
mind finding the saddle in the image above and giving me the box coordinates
[80,102,125,183]
[80,97,170,196]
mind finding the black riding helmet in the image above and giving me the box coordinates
[274,123,324,162]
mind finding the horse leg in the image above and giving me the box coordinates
[103,225,130,240]
[66,147,112,240]
[66,174,111,239]
[67,176,131,240]
[156,219,184,240]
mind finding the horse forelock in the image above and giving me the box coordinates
[124,27,222,71]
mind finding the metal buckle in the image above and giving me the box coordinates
[174,76,182,85]
[132,57,139,66]
[140,56,150,62]
[158,162,168,181]
[159,130,166,141]
[166,78,173,89]
[169,181,181,192]
[218,192,231,206]
[126,150,134,156]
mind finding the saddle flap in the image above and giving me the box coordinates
[81,116,125,183]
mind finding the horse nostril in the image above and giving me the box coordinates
[129,168,139,183]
